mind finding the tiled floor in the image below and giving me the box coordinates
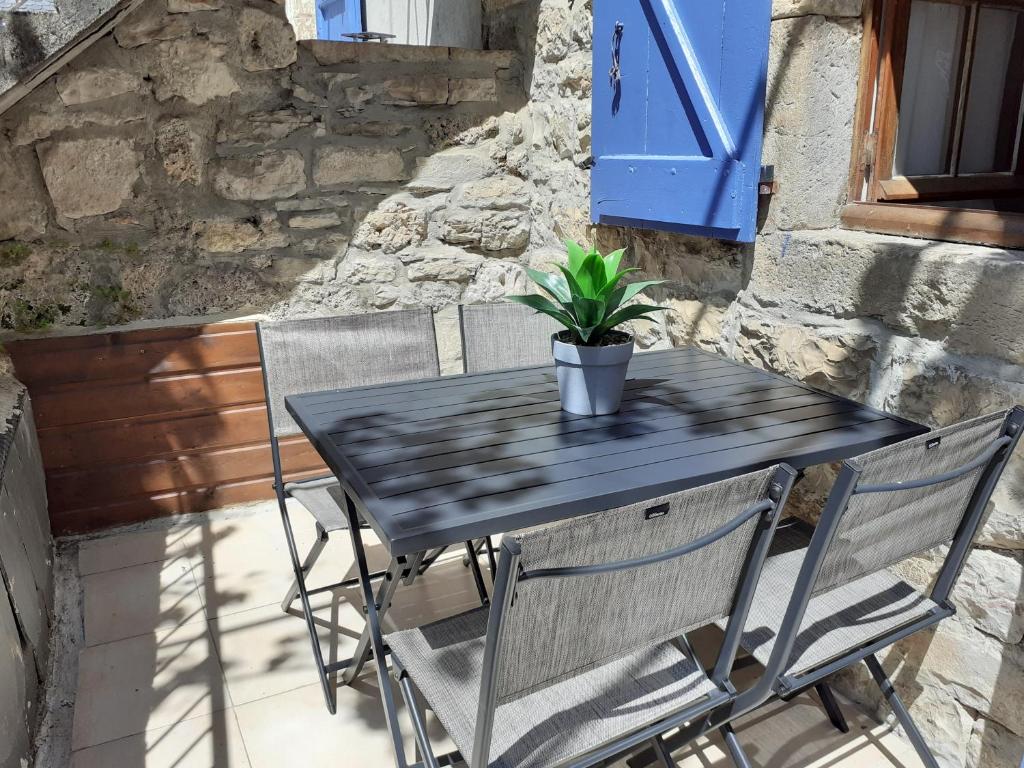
[70,501,926,768]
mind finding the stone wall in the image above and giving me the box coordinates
[481,1,1023,765]
[0,379,52,768]
[0,0,1022,764]
[0,0,523,358]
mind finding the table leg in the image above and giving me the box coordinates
[341,492,409,768]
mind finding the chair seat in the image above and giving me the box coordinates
[284,476,347,532]
[388,607,719,768]
[729,524,941,677]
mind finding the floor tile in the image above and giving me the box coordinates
[78,527,197,576]
[70,708,250,768]
[83,559,205,646]
[233,678,453,768]
[211,598,363,706]
[73,621,231,750]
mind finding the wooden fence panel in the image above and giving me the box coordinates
[6,322,327,535]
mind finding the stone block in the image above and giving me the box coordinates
[155,117,208,186]
[194,213,287,252]
[9,86,148,146]
[749,229,1024,365]
[211,151,306,201]
[382,76,449,106]
[301,39,449,65]
[237,8,297,72]
[338,255,399,285]
[153,39,239,104]
[664,299,729,353]
[114,1,191,48]
[449,77,498,104]
[351,196,430,254]
[287,212,340,229]
[953,549,1024,644]
[313,146,407,186]
[406,149,493,193]
[0,138,48,240]
[735,312,877,400]
[167,0,222,11]
[56,67,141,105]
[903,617,1024,734]
[969,717,1024,768]
[462,260,528,304]
[37,136,141,219]
[761,16,862,230]
[772,0,864,18]
[407,247,482,282]
[275,196,349,212]
[216,110,313,146]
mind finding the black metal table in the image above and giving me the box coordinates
[287,346,927,557]
[286,346,926,767]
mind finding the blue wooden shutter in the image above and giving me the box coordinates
[591,0,771,242]
[316,0,363,41]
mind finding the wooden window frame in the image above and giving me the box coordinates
[844,0,1024,248]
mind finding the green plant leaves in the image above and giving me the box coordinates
[511,241,669,346]
[506,294,575,329]
[565,239,587,275]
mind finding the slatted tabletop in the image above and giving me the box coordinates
[287,347,927,556]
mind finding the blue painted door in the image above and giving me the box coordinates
[317,0,363,41]
[591,0,772,242]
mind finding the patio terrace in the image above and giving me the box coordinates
[60,500,925,768]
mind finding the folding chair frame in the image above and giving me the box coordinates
[392,465,798,768]
[256,322,494,715]
[633,406,1024,768]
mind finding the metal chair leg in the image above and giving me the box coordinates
[281,524,329,611]
[815,682,850,733]
[865,654,941,768]
[465,540,490,605]
[483,536,497,580]
[648,735,675,767]
[720,723,753,768]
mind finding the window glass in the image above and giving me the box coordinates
[959,6,1024,174]
[894,0,966,176]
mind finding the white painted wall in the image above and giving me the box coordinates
[365,0,482,48]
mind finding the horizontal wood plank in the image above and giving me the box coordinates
[30,367,266,428]
[9,325,259,387]
[47,438,325,513]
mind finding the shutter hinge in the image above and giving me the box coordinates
[758,165,779,196]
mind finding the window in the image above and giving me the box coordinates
[845,0,1024,247]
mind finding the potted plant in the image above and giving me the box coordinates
[508,240,666,416]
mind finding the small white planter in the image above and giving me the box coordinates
[551,332,635,416]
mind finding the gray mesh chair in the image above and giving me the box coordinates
[257,310,490,714]
[459,302,561,373]
[693,407,1024,768]
[386,465,797,768]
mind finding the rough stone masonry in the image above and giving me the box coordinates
[0,0,1021,765]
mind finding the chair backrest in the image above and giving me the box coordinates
[459,302,561,373]
[813,409,1019,594]
[481,465,796,710]
[256,309,440,439]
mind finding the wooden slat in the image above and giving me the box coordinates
[30,367,265,428]
[8,325,259,387]
[49,469,325,536]
[46,438,325,512]
[5,321,287,534]
[37,403,273,470]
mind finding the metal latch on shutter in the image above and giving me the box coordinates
[759,165,779,196]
